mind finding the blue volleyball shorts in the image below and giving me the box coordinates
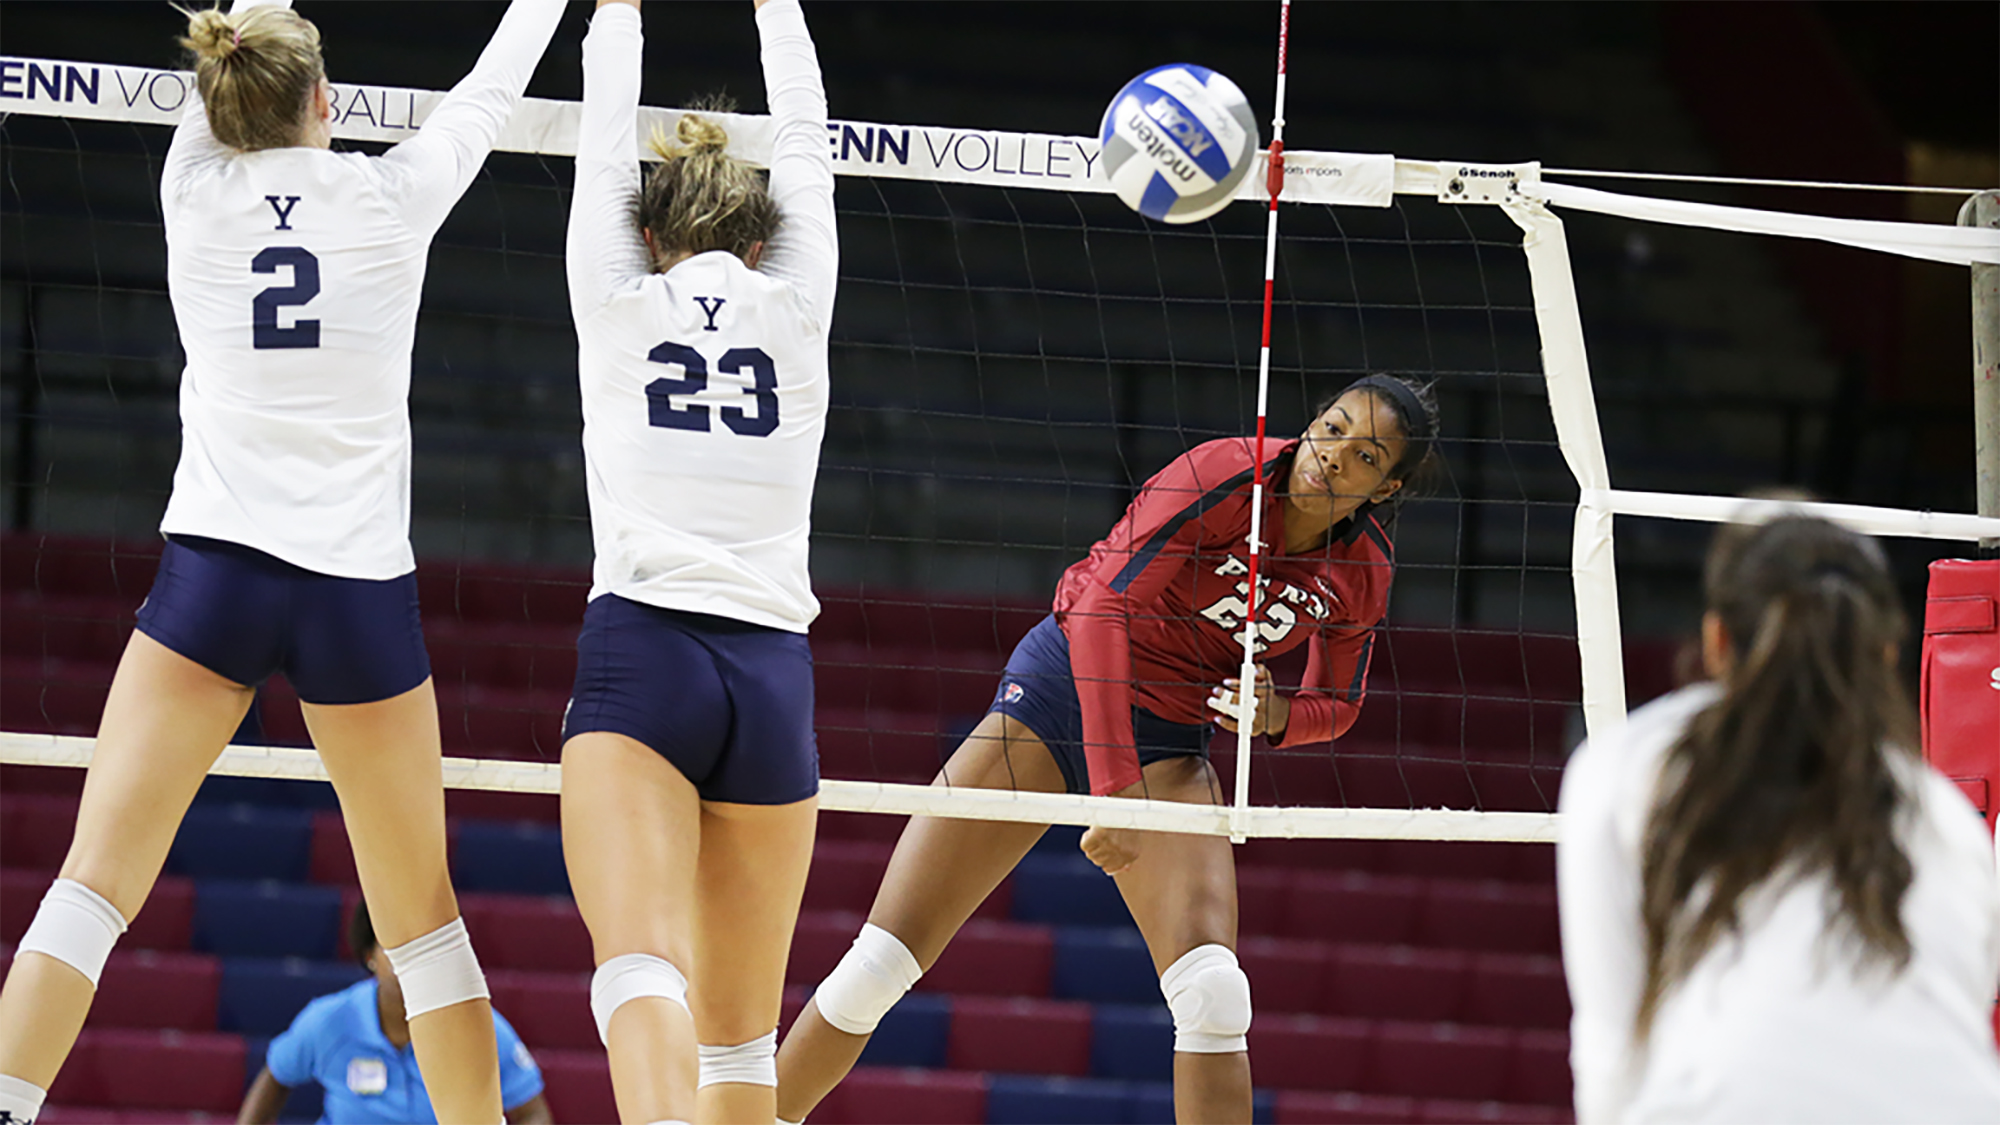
[987,615,1212,796]
[134,534,431,705]
[562,593,819,806]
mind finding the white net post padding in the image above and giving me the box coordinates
[1501,196,1628,745]
[7,52,2000,844]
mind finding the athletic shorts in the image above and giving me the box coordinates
[988,614,1212,796]
[134,534,431,706]
[562,593,819,806]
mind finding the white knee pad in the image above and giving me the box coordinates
[590,953,690,1047]
[17,877,127,988]
[383,917,490,1021]
[0,1073,49,1125]
[1160,944,1251,1054]
[697,1029,777,1088]
[811,923,922,1036]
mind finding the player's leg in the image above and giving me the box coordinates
[677,625,820,1125]
[0,630,252,1104]
[559,599,731,1124]
[688,795,817,1125]
[306,681,503,1125]
[294,561,500,1124]
[563,730,703,1124]
[1114,754,1250,1125]
[774,711,1062,1124]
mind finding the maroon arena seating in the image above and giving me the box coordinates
[1245,1013,1372,1092]
[812,1066,990,1125]
[459,892,593,973]
[946,995,1092,1076]
[920,919,1054,998]
[46,1028,244,1113]
[488,969,596,1051]
[535,1048,617,1125]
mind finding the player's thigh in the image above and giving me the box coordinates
[62,631,254,917]
[561,731,702,968]
[866,712,1064,968]
[689,796,818,1044]
[1114,754,1237,972]
[302,679,462,946]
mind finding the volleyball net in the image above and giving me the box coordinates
[2,55,1996,844]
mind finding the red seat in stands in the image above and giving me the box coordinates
[813,1066,988,1125]
[921,919,1053,998]
[1245,1013,1371,1092]
[1325,945,1469,1022]
[459,892,593,973]
[946,995,1091,1077]
[487,969,596,1051]
[1237,936,1327,1015]
[1464,952,1569,1030]
[46,1028,244,1112]
[1286,872,1424,945]
[1368,1021,1513,1102]
[1416,880,1559,955]
[536,1049,617,1125]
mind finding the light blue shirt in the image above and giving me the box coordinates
[266,978,543,1124]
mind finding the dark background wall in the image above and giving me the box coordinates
[2,1,1993,642]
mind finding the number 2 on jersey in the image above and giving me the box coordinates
[645,342,779,437]
[251,246,321,350]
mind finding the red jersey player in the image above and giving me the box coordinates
[775,376,1440,1125]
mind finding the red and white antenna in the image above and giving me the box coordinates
[1230,0,1290,843]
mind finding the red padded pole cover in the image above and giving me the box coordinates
[1922,559,1999,835]
[1920,559,2000,1044]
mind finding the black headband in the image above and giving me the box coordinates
[1343,375,1434,465]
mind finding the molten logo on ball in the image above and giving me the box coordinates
[1098,63,1259,224]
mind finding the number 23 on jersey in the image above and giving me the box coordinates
[644,341,779,437]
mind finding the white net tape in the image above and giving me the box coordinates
[4,54,1997,842]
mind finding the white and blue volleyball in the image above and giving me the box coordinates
[1098,64,1260,224]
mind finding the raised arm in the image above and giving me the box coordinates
[751,0,838,330]
[566,0,653,322]
[376,0,566,237]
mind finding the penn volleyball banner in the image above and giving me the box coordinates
[0,55,1397,208]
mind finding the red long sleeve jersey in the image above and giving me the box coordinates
[1052,436,1393,795]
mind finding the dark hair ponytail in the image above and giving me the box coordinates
[1636,516,1916,1037]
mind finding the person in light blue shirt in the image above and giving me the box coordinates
[235,900,552,1125]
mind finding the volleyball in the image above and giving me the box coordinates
[1097,63,1261,224]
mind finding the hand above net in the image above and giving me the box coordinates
[1208,663,1290,739]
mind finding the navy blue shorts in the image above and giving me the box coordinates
[989,615,1212,796]
[134,535,431,706]
[562,594,819,805]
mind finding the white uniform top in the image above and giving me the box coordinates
[568,0,836,633]
[159,0,565,580]
[1559,683,2000,1124]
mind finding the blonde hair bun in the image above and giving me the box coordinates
[175,2,325,152]
[179,7,241,63]
[647,113,730,161]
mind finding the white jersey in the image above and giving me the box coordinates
[1558,683,2000,1124]
[159,0,564,580]
[568,0,836,633]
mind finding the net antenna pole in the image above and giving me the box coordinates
[1230,0,1292,845]
[1962,190,1999,557]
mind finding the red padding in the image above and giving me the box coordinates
[1920,559,1998,835]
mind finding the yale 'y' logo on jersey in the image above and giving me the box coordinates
[1198,556,1330,653]
[264,194,301,231]
[694,296,726,331]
